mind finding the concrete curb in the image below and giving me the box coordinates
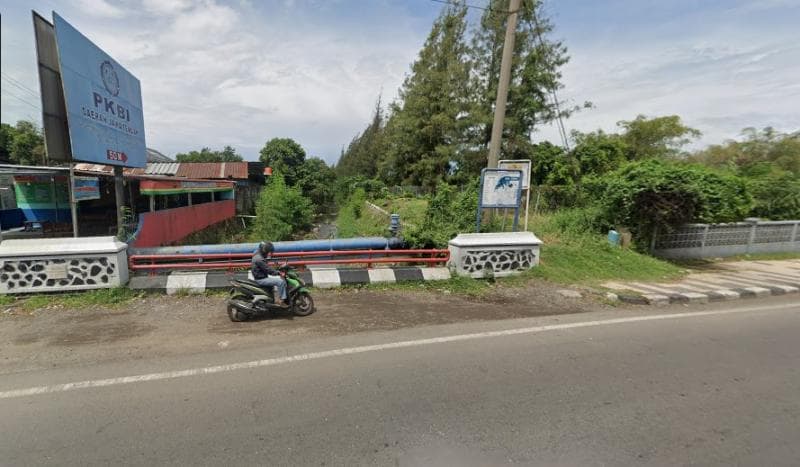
[129,267,452,295]
[615,284,799,306]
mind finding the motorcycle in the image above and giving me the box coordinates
[227,264,315,322]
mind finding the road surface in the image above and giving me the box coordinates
[2,296,799,466]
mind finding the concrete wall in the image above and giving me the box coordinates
[449,232,542,278]
[132,199,235,247]
[0,236,128,294]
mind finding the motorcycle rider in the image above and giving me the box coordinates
[251,241,289,307]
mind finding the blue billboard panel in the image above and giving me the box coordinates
[53,12,146,168]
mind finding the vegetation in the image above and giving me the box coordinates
[2,288,143,312]
[259,137,307,186]
[251,174,314,241]
[175,146,243,162]
[0,120,45,165]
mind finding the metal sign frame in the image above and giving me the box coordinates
[498,159,531,190]
[476,168,523,232]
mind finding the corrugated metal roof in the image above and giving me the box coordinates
[175,162,249,180]
[145,162,180,176]
[74,162,248,180]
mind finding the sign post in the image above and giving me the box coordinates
[476,168,523,232]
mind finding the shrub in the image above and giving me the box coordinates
[251,175,313,241]
[591,159,752,244]
[406,179,493,248]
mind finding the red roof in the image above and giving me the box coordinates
[175,162,248,180]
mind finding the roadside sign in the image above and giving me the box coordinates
[479,169,522,208]
[73,176,100,201]
[52,12,146,168]
[476,168,523,233]
[498,159,531,190]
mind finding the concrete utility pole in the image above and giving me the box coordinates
[487,0,521,169]
[114,166,125,237]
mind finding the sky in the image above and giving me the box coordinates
[1,0,799,164]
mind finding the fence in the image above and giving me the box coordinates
[128,249,450,274]
[652,220,800,259]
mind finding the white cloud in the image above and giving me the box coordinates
[74,0,126,18]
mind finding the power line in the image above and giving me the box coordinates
[429,0,510,14]
[523,0,570,150]
[1,76,41,102]
[1,72,40,99]
[1,89,42,111]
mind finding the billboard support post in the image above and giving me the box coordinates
[68,163,78,237]
[114,166,125,237]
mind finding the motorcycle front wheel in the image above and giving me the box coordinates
[292,292,315,317]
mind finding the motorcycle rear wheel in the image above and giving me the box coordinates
[292,292,315,317]
[227,295,251,322]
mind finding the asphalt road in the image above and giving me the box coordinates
[2,297,800,466]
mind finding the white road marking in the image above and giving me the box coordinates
[1,302,797,400]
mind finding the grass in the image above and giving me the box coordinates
[373,197,428,226]
[339,274,492,299]
[9,287,144,312]
[522,211,686,285]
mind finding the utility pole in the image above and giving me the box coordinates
[487,0,521,169]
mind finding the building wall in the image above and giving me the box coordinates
[131,199,235,247]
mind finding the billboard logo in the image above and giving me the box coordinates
[100,60,119,96]
[107,149,128,163]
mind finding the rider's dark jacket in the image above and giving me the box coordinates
[251,251,280,279]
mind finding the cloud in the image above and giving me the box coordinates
[74,0,126,18]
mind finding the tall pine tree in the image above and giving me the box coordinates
[379,3,472,190]
[336,97,386,178]
[464,0,573,173]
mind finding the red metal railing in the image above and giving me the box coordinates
[128,249,449,274]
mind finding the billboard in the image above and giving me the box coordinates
[479,169,522,208]
[498,159,531,190]
[52,12,146,167]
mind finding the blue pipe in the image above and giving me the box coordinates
[130,236,405,255]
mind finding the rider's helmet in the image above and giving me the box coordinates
[258,241,274,256]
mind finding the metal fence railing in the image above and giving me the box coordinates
[652,220,800,259]
[129,249,450,275]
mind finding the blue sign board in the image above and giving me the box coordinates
[53,13,146,168]
[73,176,100,201]
[476,168,523,232]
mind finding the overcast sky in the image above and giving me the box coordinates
[1,0,799,164]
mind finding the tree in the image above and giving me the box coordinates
[617,115,701,160]
[569,130,628,177]
[175,146,243,162]
[2,120,46,165]
[295,157,337,213]
[251,174,313,241]
[692,127,800,176]
[336,97,386,178]
[380,3,472,189]
[468,0,576,167]
[259,138,306,185]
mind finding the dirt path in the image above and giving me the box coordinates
[0,280,601,375]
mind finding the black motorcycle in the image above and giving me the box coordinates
[227,264,315,322]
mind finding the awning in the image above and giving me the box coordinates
[139,179,235,195]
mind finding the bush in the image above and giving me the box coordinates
[590,159,752,244]
[251,175,313,241]
[405,179,493,248]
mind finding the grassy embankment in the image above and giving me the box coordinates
[0,287,143,312]
[341,196,685,289]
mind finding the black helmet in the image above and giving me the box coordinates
[258,241,274,256]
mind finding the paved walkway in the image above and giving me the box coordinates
[605,259,800,305]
